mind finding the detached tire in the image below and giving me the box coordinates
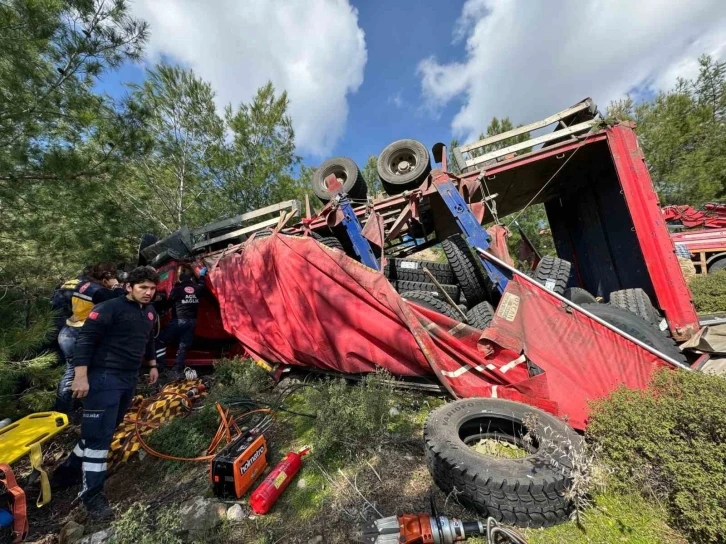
[535,256,573,295]
[377,139,432,195]
[425,399,581,527]
[401,291,460,320]
[442,234,489,307]
[312,157,368,203]
[466,301,495,329]
[580,303,685,364]
[608,288,658,326]
[563,287,597,305]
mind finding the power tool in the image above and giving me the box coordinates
[210,429,268,499]
[353,497,527,544]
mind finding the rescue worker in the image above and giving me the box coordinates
[156,264,207,376]
[55,263,125,414]
[51,266,160,519]
[49,276,83,366]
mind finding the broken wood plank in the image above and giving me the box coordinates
[457,99,593,154]
[192,215,285,249]
[463,119,598,170]
[192,200,300,236]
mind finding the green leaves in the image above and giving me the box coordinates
[219,82,302,214]
[589,370,726,543]
[361,155,382,198]
[607,54,726,207]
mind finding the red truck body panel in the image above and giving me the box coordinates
[451,124,698,340]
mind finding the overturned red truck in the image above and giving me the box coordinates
[141,99,701,432]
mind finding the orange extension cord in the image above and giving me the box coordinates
[132,391,274,463]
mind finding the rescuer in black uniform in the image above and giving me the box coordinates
[54,263,126,414]
[156,264,207,376]
[51,266,160,519]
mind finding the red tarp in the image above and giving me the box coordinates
[207,234,672,430]
[662,204,726,229]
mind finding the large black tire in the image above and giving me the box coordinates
[310,231,344,252]
[425,399,581,528]
[441,235,489,307]
[580,303,686,364]
[535,256,573,295]
[708,256,726,274]
[377,139,432,195]
[394,280,460,301]
[384,258,457,285]
[466,301,495,329]
[311,157,368,203]
[400,291,461,320]
[563,287,597,305]
[608,288,658,326]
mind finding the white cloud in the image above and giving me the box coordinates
[388,91,405,108]
[419,0,726,144]
[130,0,367,157]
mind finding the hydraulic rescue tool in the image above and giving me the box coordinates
[353,498,527,544]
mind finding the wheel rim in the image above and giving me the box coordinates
[388,149,418,176]
[459,415,538,458]
[321,167,348,189]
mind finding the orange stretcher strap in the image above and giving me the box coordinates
[0,463,29,543]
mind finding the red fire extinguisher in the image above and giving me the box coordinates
[249,447,309,514]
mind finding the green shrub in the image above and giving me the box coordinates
[213,357,272,396]
[588,369,726,543]
[303,372,398,460]
[689,269,726,313]
[110,504,182,544]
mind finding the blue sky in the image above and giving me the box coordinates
[97,0,726,172]
[331,0,467,166]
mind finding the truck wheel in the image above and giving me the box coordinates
[708,256,726,273]
[385,259,457,285]
[425,399,581,527]
[608,288,658,326]
[535,256,573,295]
[563,287,597,305]
[401,291,460,320]
[377,139,431,195]
[442,234,489,307]
[312,157,368,203]
[394,281,460,302]
[579,304,685,364]
[466,301,495,329]
[310,231,344,252]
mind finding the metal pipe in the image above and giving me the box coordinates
[422,266,469,322]
[474,247,692,371]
